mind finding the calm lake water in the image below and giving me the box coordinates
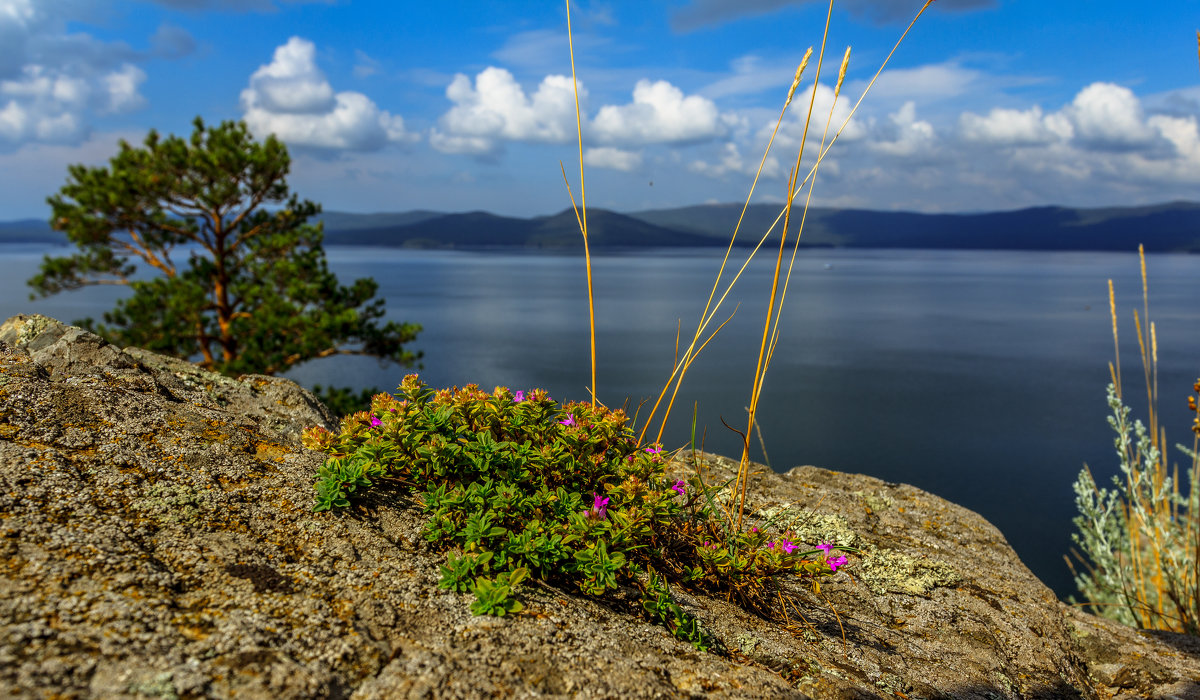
[3,242,1198,599]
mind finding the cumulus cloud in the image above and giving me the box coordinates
[951,81,1200,202]
[584,146,643,171]
[763,83,865,153]
[689,142,783,179]
[960,82,1173,153]
[869,102,935,157]
[672,0,995,30]
[240,37,415,152]
[1066,82,1157,150]
[960,105,1072,145]
[0,62,146,145]
[429,67,579,155]
[592,79,726,145]
[0,0,159,147]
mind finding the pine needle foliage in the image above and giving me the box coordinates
[27,117,420,414]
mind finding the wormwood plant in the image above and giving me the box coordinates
[303,375,852,649]
[1068,246,1200,634]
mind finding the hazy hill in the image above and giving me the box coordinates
[0,219,62,244]
[628,201,1200,252]
[319,208,716,249]
[4,201,1200,252]
[316,210,443,233]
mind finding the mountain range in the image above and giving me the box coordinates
[4,201,1200,252]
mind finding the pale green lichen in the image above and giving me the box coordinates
[132,484,205,527]
[126,671,179,699]
[857,546,960,596]
[755,505,861,550]
[735,633,761,655]
[2,314,55,346]
[855,490,895,512]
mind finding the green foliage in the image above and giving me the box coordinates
[28,116,420,403]
[304,375,856,650]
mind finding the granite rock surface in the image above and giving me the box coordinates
[1,314,1198,699]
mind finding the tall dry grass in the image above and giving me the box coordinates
[1068,245,1200,633]
[561,0,936,531]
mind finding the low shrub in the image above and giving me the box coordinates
[302,375,852,650]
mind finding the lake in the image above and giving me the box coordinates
[3,242,1198,599]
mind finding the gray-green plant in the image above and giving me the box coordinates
[1068,250,1200,634]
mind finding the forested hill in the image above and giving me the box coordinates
[5,201,1200,252]
[319,201,1200,251]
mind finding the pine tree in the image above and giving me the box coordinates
[29,117,420,416]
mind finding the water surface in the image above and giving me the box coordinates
[4,243,1197,599]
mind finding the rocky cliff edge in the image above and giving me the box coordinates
[1,314,1197,699]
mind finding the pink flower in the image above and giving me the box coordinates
[671,479,685,495]
[828,555,848,573]
[586,492,609,520]
[559,414,576,426]
[514,390,525,403]
[750,527,759,533]
[369,416,382,427]
[779,539,796,554]
[646,446,662,454]
[766,541,775,550]
[817,541,835,555]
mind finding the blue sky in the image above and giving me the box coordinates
[1,0,1198,220]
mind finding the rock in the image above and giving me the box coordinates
[1,314,1198,699]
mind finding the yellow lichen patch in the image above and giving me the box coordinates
[254,441,291,462]
[857,547,960,596]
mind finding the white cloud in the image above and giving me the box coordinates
[592,79,726,145]
[240,37,416,152]
[0,0,152,147]
[869,101,935,157]
[763,83,865,153]
[689,142,782,179]
[584,146,642,171]
[859,62,983,102]
[0,62,146,145]
[960,105,1072,145]
[1066,82,1156,150]
[948,81,1200,204]
[430,67,580,155]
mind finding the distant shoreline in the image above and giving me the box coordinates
[5,199,1200,253]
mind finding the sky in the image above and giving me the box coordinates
[1,0,1199,220]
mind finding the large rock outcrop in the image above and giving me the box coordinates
[1,314,1197,699]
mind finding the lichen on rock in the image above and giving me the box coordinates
[2,315,1199,699]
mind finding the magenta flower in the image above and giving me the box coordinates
[369,415,382,427]
[779,539,796,554]
[766,541,775,550]
[645,446,662,454]
[559,414,576,427]
[514,390,525,403]
[750,526,759,533]
[671,479,685,495]
[586,492,609,520]
[828,555,848,572]
[817,541,835,555]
